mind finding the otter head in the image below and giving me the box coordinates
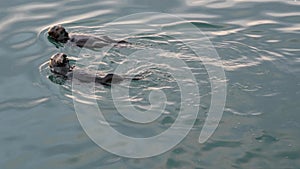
[48,25,69,43]
[49,53,73,76]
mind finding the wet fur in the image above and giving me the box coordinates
[49,53,123,85]
[48,25,128,48]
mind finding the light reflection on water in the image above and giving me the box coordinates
[0,0,299,168]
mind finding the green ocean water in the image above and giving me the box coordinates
[0,0,299,168]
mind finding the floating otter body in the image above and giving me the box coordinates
[47,25,127,48]
[49,53,124,85]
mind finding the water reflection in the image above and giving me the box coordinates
[0,0,299,168]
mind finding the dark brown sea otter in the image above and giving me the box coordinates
[47,25,128,48]
[49,53,124,85]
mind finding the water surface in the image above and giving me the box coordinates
[0,0,299,168]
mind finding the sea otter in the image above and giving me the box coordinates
[49,53,125,85]
[47,25,128,49]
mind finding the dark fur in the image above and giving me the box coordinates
[48,25,128,48]
[49,53,123,85]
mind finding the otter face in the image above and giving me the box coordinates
[49,53,72,76]
[48,25,69,43]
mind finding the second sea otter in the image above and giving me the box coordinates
[48,25,128,49]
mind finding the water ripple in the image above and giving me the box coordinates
[1,0,300,168]
[0,97,49,111]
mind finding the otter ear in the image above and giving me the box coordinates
[62,54,67,58]
[48,26,55,34]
